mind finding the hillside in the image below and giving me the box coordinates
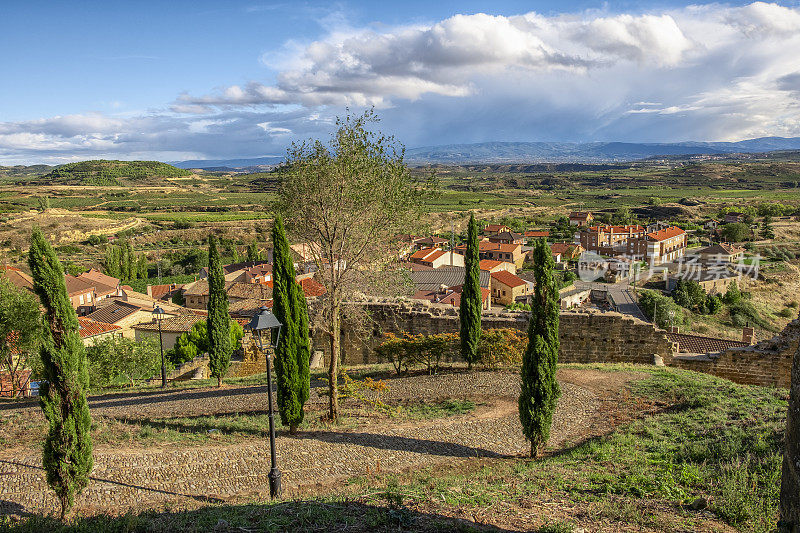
[0,164,53,181]
[30,160,192,186]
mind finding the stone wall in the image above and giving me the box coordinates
[312,299,799,389]
[316,300,674,368]
[672,318,800,388]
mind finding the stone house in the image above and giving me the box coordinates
[77,269,121,303]
[84,300,159,339]
[488,231,524,245]
[78,317,122,346]
[490,270,529,306]
[457,242,524,269]
[483,224,511,235]
[479,259,516,274]
[580,225,646,256]
[408,247,465,269]
[64,275,97,315]
[133,315,203,351]
[569,212,594,227]
[697,243,744,264]
[626,226,687,265]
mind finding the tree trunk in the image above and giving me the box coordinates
[59,494,68,521]
[217,375,222,388]
[530,441,537,459]
[328,304,340,421]
[289,423,298,435]
[780,343,800,532]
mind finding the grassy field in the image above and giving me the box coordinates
[2,366,787,532]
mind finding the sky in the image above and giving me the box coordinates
[2,0,800,164]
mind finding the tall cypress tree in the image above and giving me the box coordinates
[28,228,93,519]
[519,238,561,458]
[207,235,232,387]
[271,215,311,434]
[460,213,482,369]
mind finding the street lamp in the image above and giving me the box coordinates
[153,306,166,388]
[245,305,283,499]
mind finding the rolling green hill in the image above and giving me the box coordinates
[32,160,192,186]
[0,164,54,181]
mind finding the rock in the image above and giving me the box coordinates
[652,354,665,367]
[689,497,707,510]
[214,518,229,530]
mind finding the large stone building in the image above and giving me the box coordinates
[579,225,646,256]
[627,226,687,265]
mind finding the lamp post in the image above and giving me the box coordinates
[153,306,166,388]
[245,305,283,499]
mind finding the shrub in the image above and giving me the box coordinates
[375,328,527,373]
[477,328,527,369]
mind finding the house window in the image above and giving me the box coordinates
[79,295,84,305]
[502,290,507,296]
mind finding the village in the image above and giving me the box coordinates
[0,207,769,396]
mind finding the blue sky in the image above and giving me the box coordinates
[2,1,800,163]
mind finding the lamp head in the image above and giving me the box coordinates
[245,306,282,351]
[153,306,166,321]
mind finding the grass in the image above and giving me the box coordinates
[2,367,787,532]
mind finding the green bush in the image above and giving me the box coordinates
[86,337,164,388]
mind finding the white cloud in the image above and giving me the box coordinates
[4,2,800,163]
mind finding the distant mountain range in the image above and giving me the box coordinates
[170,137,800,169]
[404,137,800,164]
[171,157,284,171]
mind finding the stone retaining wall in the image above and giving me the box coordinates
[315,300,674,368]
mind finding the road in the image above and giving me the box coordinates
[574,280,649,322]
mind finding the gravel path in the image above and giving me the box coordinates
[0,372,598,517]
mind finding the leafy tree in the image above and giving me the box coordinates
[207,235,232,387]
[277,110,430,421]
[246,241,261,262]
[0,277,44,397]
[613,207,633,225]
[721,223,751,243]
[639,290,686,328]
[167,320,243,365]
[707,294,723,314]
[271,215,311,434]
[103,240,148,281]
[761,215,775,240]
[723,282,742,305]
[519,238,561,458]
[672,279,708,312]
[37,196,50,212]
[28,228,93,519]
[86,336,163,388]
[460,213,482,369]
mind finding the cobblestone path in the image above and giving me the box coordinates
[0,372,598,516]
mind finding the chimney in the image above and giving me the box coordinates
[742,326,755,344]
[668,326,679,334]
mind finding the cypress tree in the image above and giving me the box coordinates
[207,235,232,387]
[519,238,561,458]
[271,215,311,434]
[28,228,93,519]
[460,213,482,369]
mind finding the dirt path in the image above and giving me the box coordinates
[0,370,632,517]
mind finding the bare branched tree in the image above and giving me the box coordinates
[277,110,433,421]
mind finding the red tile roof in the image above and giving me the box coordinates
[647,226,686,242]
[479,259,505,271]
[64,275,95,297]
[569,212,592,219]
[550,243,580,256]
[77,317,121,339]
[0,266,34,291]
[484,224,508,232]
[524,230,550,238]
[300,277,327,297]
[78,269,119,290]
[490,270,527,289]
